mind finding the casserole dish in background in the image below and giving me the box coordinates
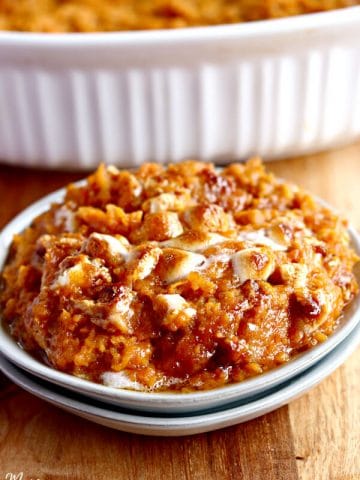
[0,6,360,170]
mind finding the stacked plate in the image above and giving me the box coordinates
[0,188,360,436]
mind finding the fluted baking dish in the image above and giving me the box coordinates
[0,7,360,170]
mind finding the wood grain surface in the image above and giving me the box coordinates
[0,144,359,480]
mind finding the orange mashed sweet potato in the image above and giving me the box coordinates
[0,0,357,32]
[0,159,358,391]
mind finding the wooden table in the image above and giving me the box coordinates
[0,144,359,480]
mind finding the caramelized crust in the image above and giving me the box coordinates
[1,159,358,391]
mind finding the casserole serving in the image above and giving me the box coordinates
[1,159,360,413]
[1,159,358,393]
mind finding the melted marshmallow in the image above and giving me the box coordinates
[237,229,287,251]
[101,371,145,391]
[161,249,206,283]
[161,232,228,252]
[89,232,130,258]
[54,206,76,233]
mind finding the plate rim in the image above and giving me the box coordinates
[0,320,359,436]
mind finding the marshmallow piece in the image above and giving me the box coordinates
[84,232,130,260]
[156,293,195,314]
[162,231,229,252]
[154,293,196,329]
[54,206,76,232]
[160,248,206,283]
[306,291,333,333]
[237,229,287,251]
[106,165,120,175]
[52,256,111,289]
[101,371,145,391]
[160,212,184,239]
[75,287,135,334]
[280,263,308,289]
[131,247,162,280]
[231,247,275,284]
[53,262,85,287]
[107,295,135,333]
[267,224,291,248]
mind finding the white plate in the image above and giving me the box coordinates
[0,7,360,168]
[1,185,360,414]
[1,321,359,436]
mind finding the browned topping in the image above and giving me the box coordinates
[0,0,357,33]
[0,159,358,392]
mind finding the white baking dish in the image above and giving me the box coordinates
[0,7,360,169]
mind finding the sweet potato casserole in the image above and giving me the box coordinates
[0,159,358,392]
[0,0,357,32]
